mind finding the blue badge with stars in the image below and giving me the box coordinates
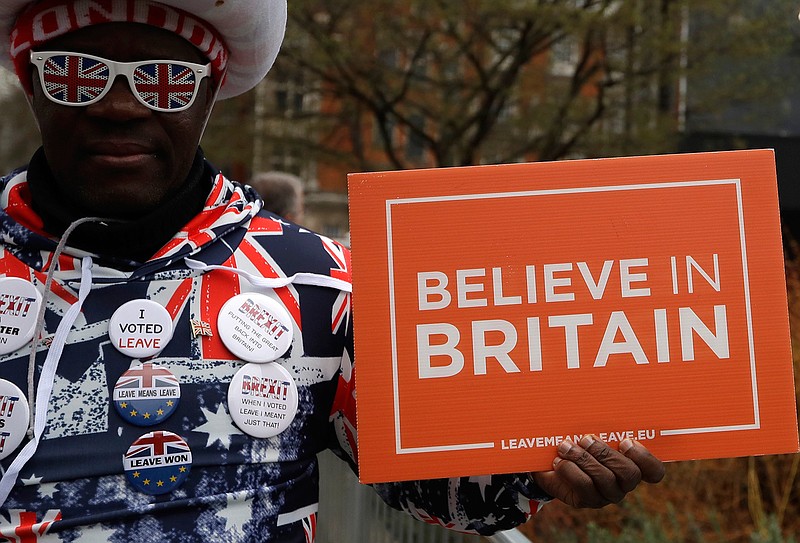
[113,362,181,426]
[123,431,192,495]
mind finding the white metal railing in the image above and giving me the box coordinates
[487,529,535,543]
[317,450,533,543]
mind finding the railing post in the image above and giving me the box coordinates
[318,450,534,543]
[487,528,534,543]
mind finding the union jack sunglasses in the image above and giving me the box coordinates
[30,51,212,113]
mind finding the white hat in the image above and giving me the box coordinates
[0,0,287,99]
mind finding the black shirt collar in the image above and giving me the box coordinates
[26,146,213,264]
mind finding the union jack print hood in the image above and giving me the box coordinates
[0,166,267,277]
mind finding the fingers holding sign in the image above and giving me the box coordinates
[531,435,665,509]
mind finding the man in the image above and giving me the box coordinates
[249,171,306,225]
[0,0,664,541]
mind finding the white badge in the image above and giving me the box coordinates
[228,363,298,438]
[0,379,30,460]
[0,277,42,355]
[218,293,293,363]
[109,300,174,358]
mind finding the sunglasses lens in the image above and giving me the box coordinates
[133,63,199,111]
[41,54,110,104]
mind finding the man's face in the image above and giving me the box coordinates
[29,23,215,218]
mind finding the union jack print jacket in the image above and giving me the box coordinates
[0,164,547,542]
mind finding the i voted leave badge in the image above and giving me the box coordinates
[123,430,191,495]
[109,300,174,358]
[218,293,293,363]
[113,362,181,426]
[0,379,29,460]
[228,363,299,438]
[0,277,41,355]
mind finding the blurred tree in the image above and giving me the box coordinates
[0,75,40,175]
[237,0,796,179]
[2,1,791,182]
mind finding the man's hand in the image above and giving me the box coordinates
[531,435,665,508]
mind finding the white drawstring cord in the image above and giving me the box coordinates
[26,216,109,434]
[185,258,352,293]
[0,255,93,505]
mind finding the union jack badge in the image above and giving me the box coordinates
[190,319,213,338]
[123,430,192,495]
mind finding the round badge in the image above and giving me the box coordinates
[0,379,29,460]
[228,363,299,438]
[123,430,192,495]
[217,293,293,363]
[0,277,42,355]
[109,300,174,358]
[113,362,181,427]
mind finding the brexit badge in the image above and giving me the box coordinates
[123,431,192,495]
[0,379,29,460]
[0,277,42,355]
[228,363,299,438]
[218,293,293,363]
[113,362,181,426]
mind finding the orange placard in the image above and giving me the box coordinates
[348,150,799,484]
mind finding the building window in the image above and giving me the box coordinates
[274,77,306,117]
[270,145,304,178]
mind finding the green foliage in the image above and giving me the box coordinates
[538,499,798,543]
[750,517,798,543]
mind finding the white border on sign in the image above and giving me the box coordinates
[385,179,758,455]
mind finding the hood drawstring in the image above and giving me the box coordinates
[0,217,109,506]
[184,258,352,293]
